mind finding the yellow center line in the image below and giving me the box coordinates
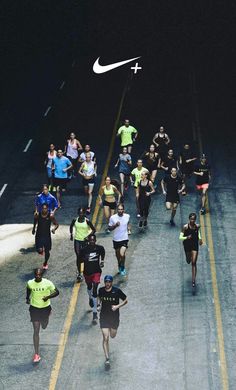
[48,77,130,390]
[192,68,229,389]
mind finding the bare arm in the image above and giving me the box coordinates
[78,162,85,176]
[51,216,59,233]
[76,139,83,151]
[152,133,159,146]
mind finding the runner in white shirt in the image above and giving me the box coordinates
[108,204,131,276]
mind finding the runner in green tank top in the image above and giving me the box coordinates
[70,207,96,282]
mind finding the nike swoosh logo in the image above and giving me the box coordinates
[93,56,141,74]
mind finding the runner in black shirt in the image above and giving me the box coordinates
[161,149,178,177]
[178,142,197,195]
[194,154,211,214]
[32,204,59,269]
[161,167,185,226]
[79,235,105,323]
[98,275,127,369]
[179,213,203,294]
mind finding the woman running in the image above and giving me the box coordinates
[114,147,132,196]
[136,171,155,228]
[65,132,83,177]
[79,152,97,214]
[152,126,170,160]
[194,154,211,214]
[142,144,161,184]
[179,212,203,293]
[70,207,96,282]
[99,177,121,231]
[44,144,57,190]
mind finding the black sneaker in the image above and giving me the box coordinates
[89,298,94,308]
[170,220,175,226]
[105,358,110,370]
[139,220,143,228]
[200,207,206,215]
[77,274,83,283]
[92,312,98,324]
[143,220,147,227]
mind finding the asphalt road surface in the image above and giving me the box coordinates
[1,15,236,390]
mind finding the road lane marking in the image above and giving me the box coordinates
[48,78,130,390]
[192,70,229,390]
[23,139,33,153]
[44,106,52,117]
[0,184,8,198]
[59,81,65,90]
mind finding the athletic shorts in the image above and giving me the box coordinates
[103,200,117,210]
[29,305,51,323]
[196,183,209,190]
[35,236,52,251]
[84,272,101,284]
[53,177,68,189]
[100,315,119,330]
[113,240,129,250]
[166,196,179,204]
[82,177,95,186]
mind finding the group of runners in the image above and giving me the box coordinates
[27,120,211,367]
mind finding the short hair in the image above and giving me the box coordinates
[189,212,197,220]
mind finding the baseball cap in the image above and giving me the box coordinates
[104,275,113,282]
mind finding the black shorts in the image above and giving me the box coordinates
[103,200,117,210]
[29,305,51,323]
[82,177,95,186]
[100,315,119,330]
[113,240,129,250]
[166,195,179,204]
[35,236,52,251]
[53,177,68,189]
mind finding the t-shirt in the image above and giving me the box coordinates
[52,156,71,178]
[118,153,132,174]
[164,175,183,197]
[27,278,56,308]
[162,156,178,173]
[109,213,130,241]
[79,244,105,275]
[131,167,148,187]
[80,151,95,162]
[35,192,58,212]
[195,163,210,185]
[117,125,137,146]
[98,286,127,321]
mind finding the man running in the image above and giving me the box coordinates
[79,235,105,324]
[35,184,58,216]
[70,207,96,282]
[194,154,211,214]
[98,275,128,369]
[117,119,138,154]
[179,212,203,294]
[161,167,185,226]
[108,203,130,276]
[51,149,72,207]
[26,268,59,363]
[160,148,178,176]
[131,159,149,217]
[32,203,59,270]
[178,142,197,195]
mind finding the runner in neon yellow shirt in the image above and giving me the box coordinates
[131,159,149,217]
[117,119,138,154]
[26,268,59,363]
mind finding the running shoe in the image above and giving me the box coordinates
[77,274,83,283]
[137,213,141,218]
[33,354,41,363]
[143,220,147,227]
[86,207,91,215]
[139,221,143,228]
[42,264,48,270]
[118,266,121,274]
[89,298,94,308]
[200,207,206,215]
[92,312,98,324]
[170,220,175,226]
[192,281,196,295]
[105,358,110,369]
[120,268,127,276]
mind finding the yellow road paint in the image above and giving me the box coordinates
[205,198,229,390]
[48,80,129,390]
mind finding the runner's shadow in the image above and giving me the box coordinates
[19,246,35,255]
[57,280,74,288]
[8,361,39,374]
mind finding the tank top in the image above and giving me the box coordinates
[156,133,168,146]
[82,161,96,177]
[36,213,51,237]
[74,218,91,241]
[103,185,115,196]
[67,140,78,159]
[183,224,199,249]
[47,150,57,168]
[139,180,152,197]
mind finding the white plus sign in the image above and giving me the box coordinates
[130,62,142,74]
